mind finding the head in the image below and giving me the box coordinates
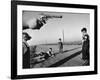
[23,32,31,41]
[49,48,52,51]
[39,15,44,20]
[59,38,62,42]
[39,15,47,21]
[81,28,87,36]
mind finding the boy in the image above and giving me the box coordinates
[47,48,54,57]
[81,28,90,65]
[58,38,63,53]
[22,32,31,68]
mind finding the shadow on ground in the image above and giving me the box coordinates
[49,50,82,67]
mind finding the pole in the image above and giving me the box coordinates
[62,29,64,44]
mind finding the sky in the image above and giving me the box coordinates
[22,11,90,46]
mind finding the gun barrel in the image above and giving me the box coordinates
[39,13,63,19]
[46,15,62,18]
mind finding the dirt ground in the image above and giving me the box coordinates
[30,45,86,68]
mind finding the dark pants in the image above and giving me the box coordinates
[82,45,90,65]
[23,53,30,69]
[59,47,63,53]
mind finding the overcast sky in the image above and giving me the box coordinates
[22,11,90,45]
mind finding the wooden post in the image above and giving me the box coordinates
[62,29,64,44]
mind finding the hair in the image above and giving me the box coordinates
[49,48,52,50]
[23,32,31,40]
[59,38,61,40]
[81,28,87,32]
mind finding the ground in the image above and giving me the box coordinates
[30,44,87,68]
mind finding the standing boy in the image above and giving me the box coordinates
[22,32,31,68]
[58,38,63,53]
[81,28,90,65]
